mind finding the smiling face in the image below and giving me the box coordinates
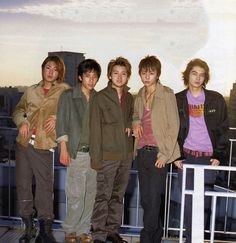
[79,70,98,92]
[140,68,159,88]
[110,65,129,89]
[188,66,206,90]
[42,61,59,84]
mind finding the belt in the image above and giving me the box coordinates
[28,136,54,152]
[183,147,213,158]
[78,145,90,153]
[140,145,158,152]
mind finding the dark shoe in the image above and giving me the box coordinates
[107,233,128,243]
[19,215,37,243]
[35,219,58,243]
[93,240,105,243]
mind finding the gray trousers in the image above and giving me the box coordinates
[63,152,97,235]
[91,159,132,241]
[15,143,54,219]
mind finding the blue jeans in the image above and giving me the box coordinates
[137,147,167,243]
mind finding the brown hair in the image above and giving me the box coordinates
[182,58,210,87]
[107,57,132,81]
[138,55,161,78]
[41,55,65,83]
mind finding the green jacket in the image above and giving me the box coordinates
[13,80,69,149]
[89,82,134,170]
[56,83,96,159]
[133,82,180,164]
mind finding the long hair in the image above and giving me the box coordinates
[41,55,65,83]
[182,58,210,87]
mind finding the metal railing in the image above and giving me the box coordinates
[164,127,236,241]
[0,126,236,241]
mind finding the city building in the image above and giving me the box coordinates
[229,81,236,127]
[48,51,85,87]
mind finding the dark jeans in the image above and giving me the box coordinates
[137,148,167,243]
[91,159,132,241]
[15,143,54,219]
[178,154,216,243]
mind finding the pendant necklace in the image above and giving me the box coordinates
[145,88,156,110]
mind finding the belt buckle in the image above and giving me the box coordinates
[80,146,89,152]
[143,145,157,152]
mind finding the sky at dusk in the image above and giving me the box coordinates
[0,0,236,95]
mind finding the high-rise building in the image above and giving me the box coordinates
[48,51,85,87]
[228,82,236,127]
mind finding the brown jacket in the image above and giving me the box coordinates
[89,82,134,170]
[133,82,180,163]
[13,80,70,149]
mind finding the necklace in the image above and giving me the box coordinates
[145,88,156,103]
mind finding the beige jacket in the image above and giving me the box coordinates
[133,82,180,164]
[13,80,70,149]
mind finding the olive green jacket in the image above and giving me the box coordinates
[13,80,70,149]
[89,82,134,170]
[133,82,180,164]
[56,83,96,159]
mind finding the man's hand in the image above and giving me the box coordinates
[155,159,166,168]
[19,123,29,139]
[44,116,56,133]
[210,158,220,166]
[174,160,183,169]
[133,124,143,139]
[59,141,71,166]
[125,128,131,137]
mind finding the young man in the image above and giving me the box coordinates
[89,57,133,243]
[56,59,101,243]
[175,58,229,243]
[132,55,180,243]
[13,55,70,243]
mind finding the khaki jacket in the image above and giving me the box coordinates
[133,82,180,163]
[13,80,70,149]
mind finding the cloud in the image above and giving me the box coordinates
[0,0,68,8]
[0,0,207,24]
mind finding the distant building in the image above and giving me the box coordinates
[228,82,236,127]
[0,88,22,118]
[48,51,85,87]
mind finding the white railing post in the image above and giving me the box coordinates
[192,165,205,243]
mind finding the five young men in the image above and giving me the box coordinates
[13,56,229,243]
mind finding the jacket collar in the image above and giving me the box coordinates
[107,81,130,92]
[72,83,96,99]
[138,82,165,100]
[37,80,58,87]
[178,88,210,99]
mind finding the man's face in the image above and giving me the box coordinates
[110,65,129,88]
[42,61,59,83]
[140,68,158,87]
[188,66,205,89]
[79,70,98,91]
